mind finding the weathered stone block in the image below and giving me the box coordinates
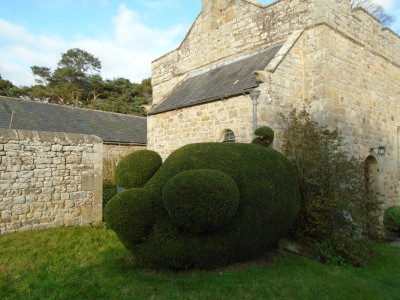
[34,157,53,165]
[4,144,20,151]
[66,155,82,164]
[42,187,55,194]
[51,145,63,152]
[34,168,52,178]
[14,196,26,204]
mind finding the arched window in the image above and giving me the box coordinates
[223,130,235,143]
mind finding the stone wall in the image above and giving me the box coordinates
[103,143,146,162]
[0,129,103,234]
[255,25,400,207]
[313,25,400,207]
[151,0,400,106]
[148,95,254,160]
[151,0,315,105]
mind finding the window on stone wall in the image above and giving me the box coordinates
[223,130,235,143]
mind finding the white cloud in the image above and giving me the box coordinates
[0,4,187,86]
[372,0,394,11]
[0,19,67,85]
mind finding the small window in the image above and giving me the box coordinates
[223,130,235,143]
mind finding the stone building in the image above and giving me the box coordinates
[0,97,146,233]
[147,0,400,207]
[0,97,147,161]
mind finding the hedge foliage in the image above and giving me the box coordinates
[281,109,382,266]
[114,150,162,189]
[252,126,274,147]
[384,206,400,233]
[163,169,240,234]
[105,143,301,270]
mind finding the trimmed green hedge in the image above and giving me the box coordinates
[114,150,162,189]
[252,126,274,147]
[163,169,240,234]
[105,143,301,270]
[384,206,400,233]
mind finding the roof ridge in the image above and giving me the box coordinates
[0,96,147,120]
[189,42,285,78]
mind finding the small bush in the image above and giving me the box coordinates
[384,206,400,233]
[114,150,162,189]
[252,126,274,147]
[163,169,239,233]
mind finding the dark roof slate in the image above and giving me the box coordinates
[148,43,283,115]
[0,97,147,144]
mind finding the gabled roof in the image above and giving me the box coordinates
[148,43,283,115]
[0,97,147,144]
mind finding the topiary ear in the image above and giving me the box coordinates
[114,150,162,189]
[252,126,274,147]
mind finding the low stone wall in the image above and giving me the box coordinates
[103,143,146,162]
[0,129,103,234]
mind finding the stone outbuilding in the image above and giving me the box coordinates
[0,97,147,161]
[147,0,400,207]
[0,97,146,233]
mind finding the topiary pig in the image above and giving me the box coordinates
[104,142,301,270]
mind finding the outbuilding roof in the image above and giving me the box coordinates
[0,97,147,144]
[148,43,283,115]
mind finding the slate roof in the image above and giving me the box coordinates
[148,43,283,115]
[0,97,147,144]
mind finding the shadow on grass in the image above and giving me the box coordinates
[1,227,400,300]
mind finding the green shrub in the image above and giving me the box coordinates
[103,188,160,245]
[114,150,162,189]
[163,169,240,234]
[280,109,382,267]
[252,126,274,147]
[102,184,117,213]
[384,206,400,233]
[105,143,301,270]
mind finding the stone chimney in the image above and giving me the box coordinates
[202,0,236,29]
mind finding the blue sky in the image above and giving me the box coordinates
[0,0,399,86]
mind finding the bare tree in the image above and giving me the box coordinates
[350,0,394,27]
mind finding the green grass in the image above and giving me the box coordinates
[1,227,399,299]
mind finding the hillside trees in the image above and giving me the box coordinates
[3,49,150,117]
[31,48,102,106]
[0,75,15,96]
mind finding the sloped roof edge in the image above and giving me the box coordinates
[148,42,284,115]
[0,97,147,144]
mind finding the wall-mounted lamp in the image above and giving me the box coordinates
[370,145,386,156]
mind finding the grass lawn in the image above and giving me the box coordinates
[0,227,399,299]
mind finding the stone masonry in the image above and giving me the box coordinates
[148,0,400,208]
[0,129,103,234]
[103,143,146,162]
